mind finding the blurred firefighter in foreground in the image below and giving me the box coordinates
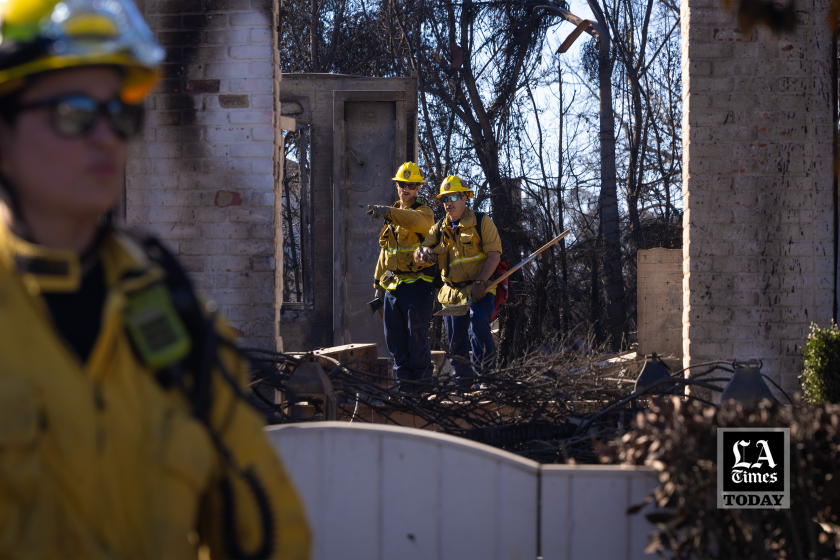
[368,162,436,393]
[0,1,309,558]
[414,176,502,392]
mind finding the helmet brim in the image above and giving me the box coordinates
[392,176,427,184]
[436,190,474,199]
[0,53,159,103]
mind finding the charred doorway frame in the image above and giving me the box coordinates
[332,90,408,345]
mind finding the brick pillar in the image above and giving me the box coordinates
[681,0,834,397]
[127,0,279,349]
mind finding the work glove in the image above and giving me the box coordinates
[472,281,486,302]
[367,205,391,220]
[414,246,436,265]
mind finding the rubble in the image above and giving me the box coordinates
[245,344,743,464]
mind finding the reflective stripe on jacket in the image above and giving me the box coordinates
[374,200,436,291]
[0,224,309,559]
[421,208,503,306]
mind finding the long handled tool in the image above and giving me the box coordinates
[434,229,571,317]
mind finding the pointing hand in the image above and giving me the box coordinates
[366,205,391,220]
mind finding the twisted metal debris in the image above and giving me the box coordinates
[243,346,787,464]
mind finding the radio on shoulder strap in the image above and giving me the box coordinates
[128,234,277,560]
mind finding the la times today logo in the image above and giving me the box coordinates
[717,428,790,509]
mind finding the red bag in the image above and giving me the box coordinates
[489,260,509,322]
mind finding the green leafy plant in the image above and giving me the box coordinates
[801,322,840,404]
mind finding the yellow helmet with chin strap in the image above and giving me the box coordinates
[0,0,164,103]
[436,175,474,199]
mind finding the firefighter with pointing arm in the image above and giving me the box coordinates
[367,162,437,394]
[0,1,309,558]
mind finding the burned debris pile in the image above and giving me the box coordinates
[603,398,840,559]
[244,346,749,464]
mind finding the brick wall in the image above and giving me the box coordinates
[681,0,834,396]
[128,0,280,349]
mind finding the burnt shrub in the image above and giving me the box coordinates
[600,398,840,559]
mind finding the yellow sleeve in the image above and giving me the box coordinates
[479,216,503,255]
[373,249,386,289]
[422,220,443,249]
[200,326,310,560]
[387,204,434,233]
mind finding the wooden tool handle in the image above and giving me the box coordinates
[485,229,570,291]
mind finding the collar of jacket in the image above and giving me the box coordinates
[0,221,163,295]
[444,207,477,230]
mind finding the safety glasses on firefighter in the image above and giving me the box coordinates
[440,194,462,203]
[16,94,143,139]
[397,183,420,190]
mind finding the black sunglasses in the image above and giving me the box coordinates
[15,95,144,140]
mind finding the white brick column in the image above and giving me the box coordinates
[681,0,834,396]
[127,0,279,349]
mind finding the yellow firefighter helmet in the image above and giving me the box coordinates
[436,175,474,199]
[0,0,164,103]
[391,162,427,184]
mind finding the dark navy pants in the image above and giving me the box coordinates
[443,294,495,390]
[383,280,435,392]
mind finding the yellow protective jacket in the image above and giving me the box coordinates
[0,224,309,559]
[421,208,503,306]
[373,199,436,291]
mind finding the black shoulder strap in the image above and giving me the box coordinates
[434,218,450,277]
[138,236,213,416]
[473,211,486,247]
[409,201,425,242]
[139,235,276,560]
[386,202,399,237]
[434,217,447,246]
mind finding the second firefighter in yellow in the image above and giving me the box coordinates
[415,176,502,391]
[367,162,436,393]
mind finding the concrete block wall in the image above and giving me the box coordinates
[127,0,280,349]
[681,0,834,396]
